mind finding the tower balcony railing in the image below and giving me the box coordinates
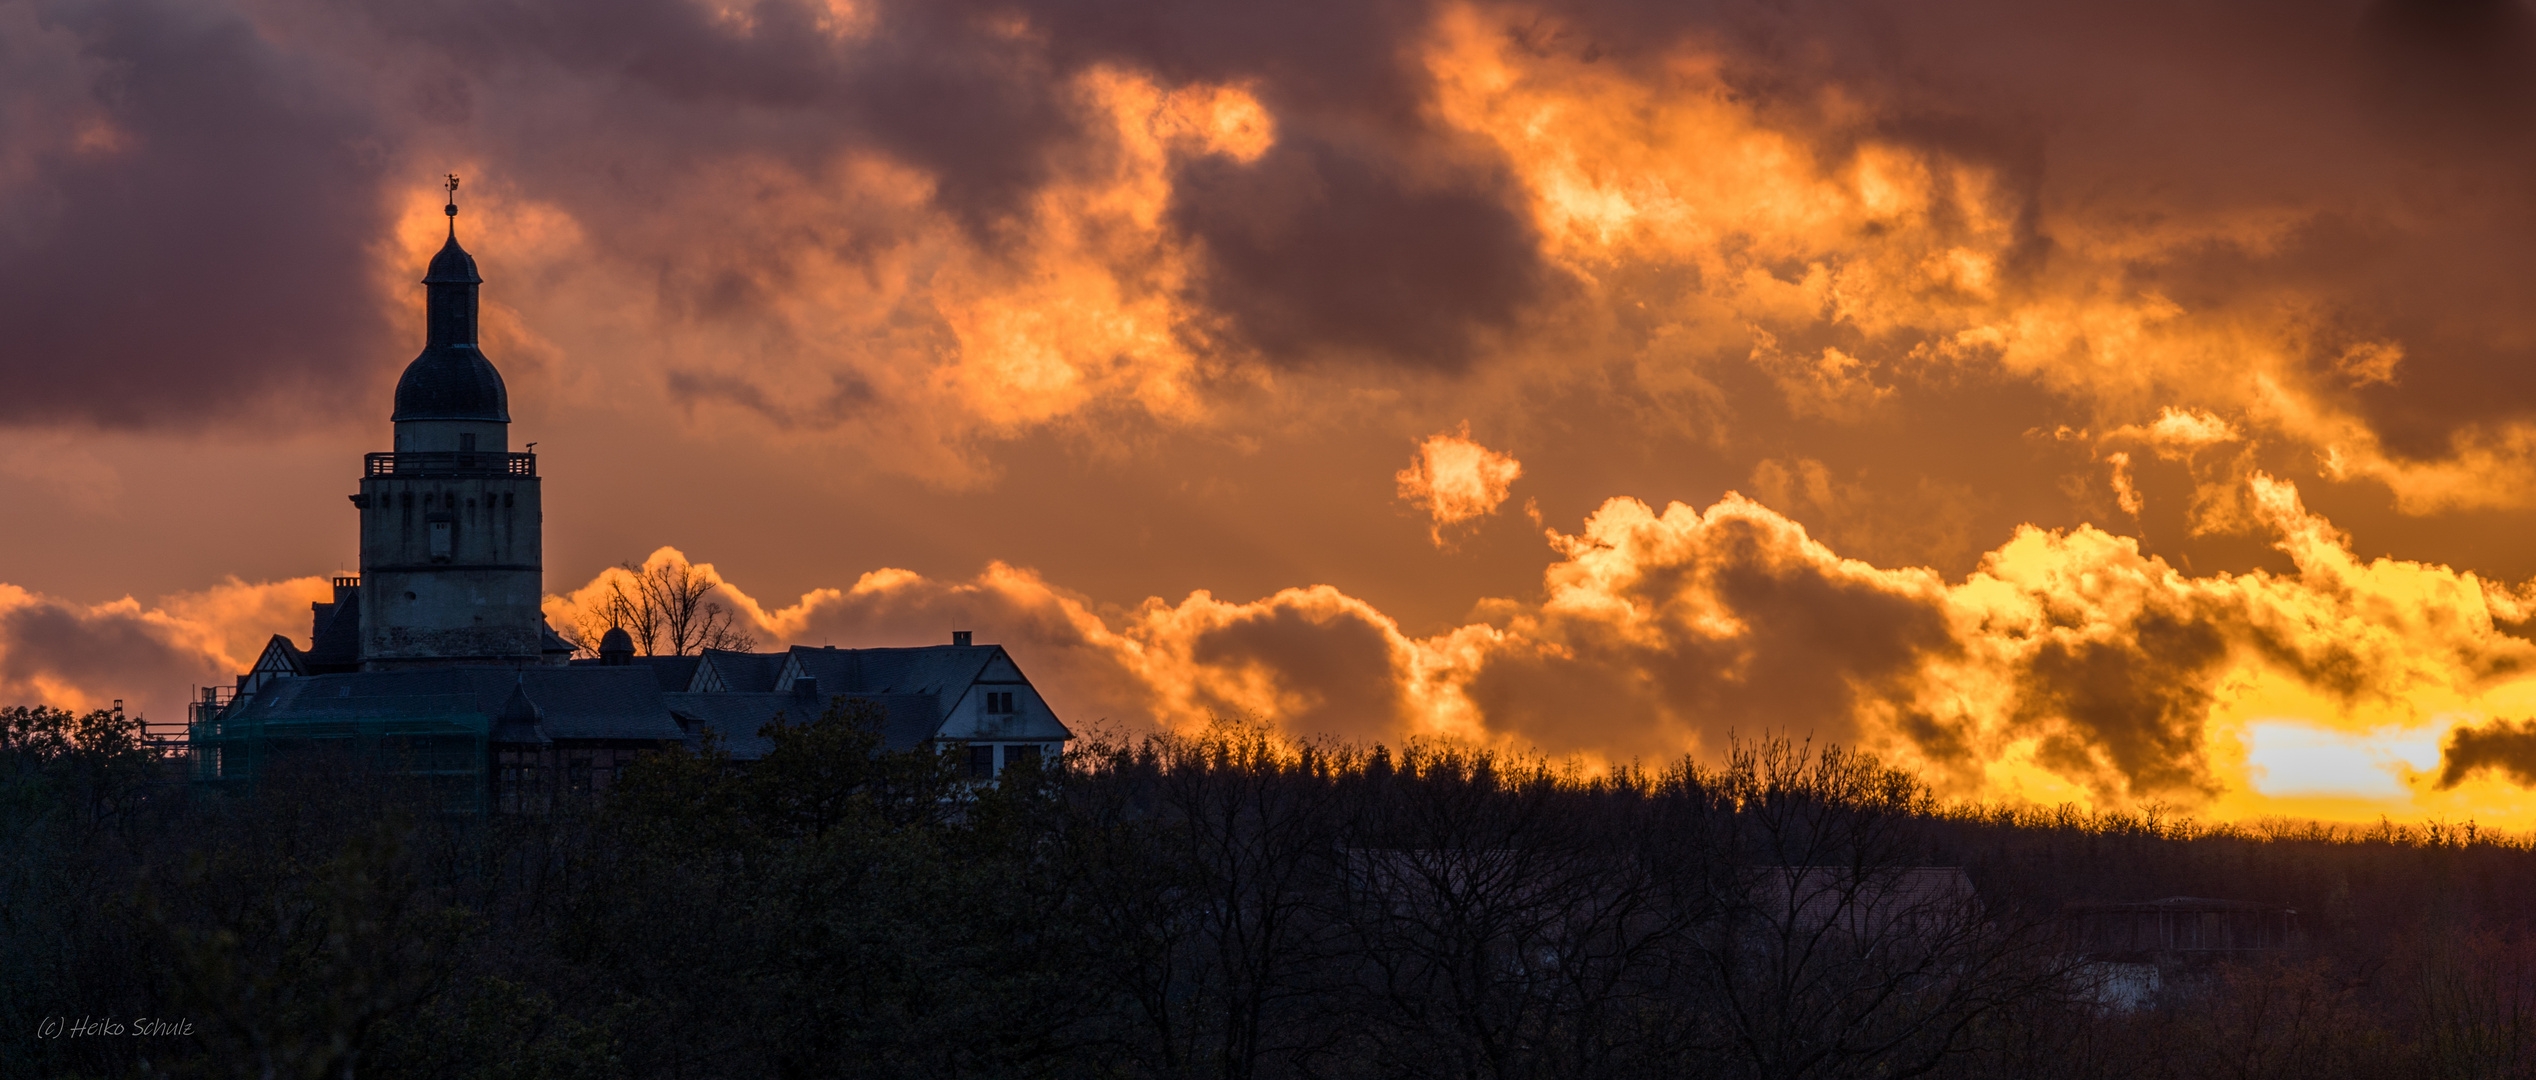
[365,451,536,477]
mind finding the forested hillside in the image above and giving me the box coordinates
[10,701,2536,1080]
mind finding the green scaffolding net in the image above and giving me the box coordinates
[190,692,490,814]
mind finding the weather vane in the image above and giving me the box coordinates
[444,173,461,217]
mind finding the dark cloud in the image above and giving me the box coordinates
[15,0,2536,434]
[1466,512,1956,760]
[2437,716,2536,788]
[0,598,222,717]
[2361,0,2536,135]
[1169,138,1550,371]
[2015,611,2231,800]
[1191,604,1403,740]
[0,0,391,426]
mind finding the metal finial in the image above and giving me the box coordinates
[444,174,460,216]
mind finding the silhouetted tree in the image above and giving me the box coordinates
[571,559,756,657]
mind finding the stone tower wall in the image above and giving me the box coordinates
[358,469,544,666]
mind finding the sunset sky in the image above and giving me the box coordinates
[11,0,2536,823]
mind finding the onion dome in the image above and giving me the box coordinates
[392,177,510,422]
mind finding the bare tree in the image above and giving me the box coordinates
[1333,744,1683,1080]
[641,560,754,656]
[1687,738,2071,1080]
[571,572,656,657]
[570,559,756,657]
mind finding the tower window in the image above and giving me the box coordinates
[459,433,477,451]
[985,691,1017,714]
[504,492,515,508]
[429,521,452,561]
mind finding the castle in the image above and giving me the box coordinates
[189,181,1070,810]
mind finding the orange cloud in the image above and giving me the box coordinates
[1396,424,1525,545]
[0,576,329,723]
[29,468,2536,827]
[485,470,2536,824]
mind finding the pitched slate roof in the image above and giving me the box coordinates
[782,644,999,699]
[253,635,307,674]
[663,691,942,759]
[227,667,684,743]
[680,643,1070,749]
[540,625,578,659]
[567,654,703,692]
[695,649,789,692]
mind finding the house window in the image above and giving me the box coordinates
[568,755,592,794]
[968,744,997,779]
[985,691,1016,714]
[1006,744,1042,771]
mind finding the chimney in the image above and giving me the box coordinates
[952,630,972,646]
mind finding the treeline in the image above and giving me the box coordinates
[12,701,2536,1079]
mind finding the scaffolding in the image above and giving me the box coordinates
[189,691,491,814]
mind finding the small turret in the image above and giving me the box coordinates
[598,627,635,666]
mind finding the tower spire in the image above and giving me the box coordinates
[400,173,500,421]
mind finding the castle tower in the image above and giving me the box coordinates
[354,177,546,669]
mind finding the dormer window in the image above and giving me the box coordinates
[985,691,1016,714]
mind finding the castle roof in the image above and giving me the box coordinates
[226,667,686,743]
